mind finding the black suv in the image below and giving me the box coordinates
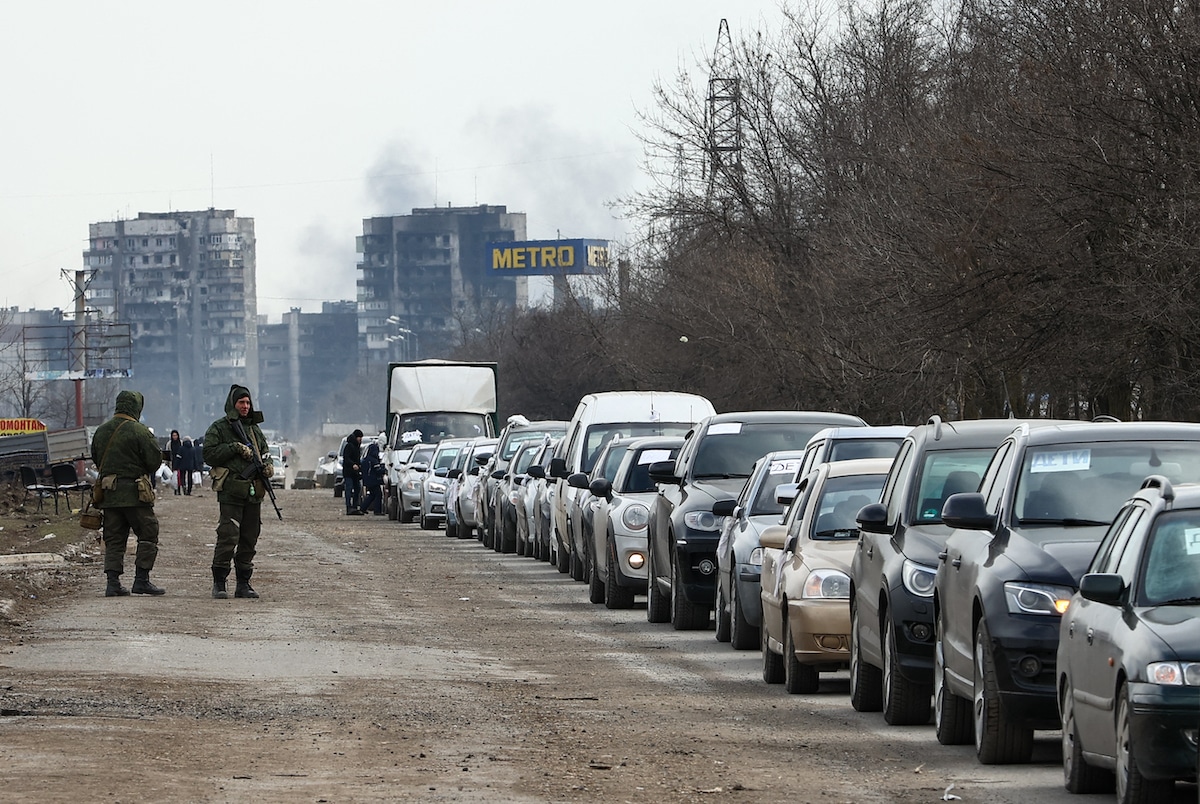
[933,420,1200,764]
[646,410,865,630]
[851,417,1043,725]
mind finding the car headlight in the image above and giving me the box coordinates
[803,569,851,599]
[622,503,649,531]
[1003,581,1073,615]
[683,510,725,532]
[1147,662,1200,686]
[748,546,763,566]
[427,480,447,494]
[901,559,937,598]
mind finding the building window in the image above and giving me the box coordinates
[126,238,134,248]
[141,238,148,247]
[142,256,149,265]
[154,255,162,264]
[155,238,163,247]
[169,237,176,247]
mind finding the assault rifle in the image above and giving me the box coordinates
[232,419,283,520]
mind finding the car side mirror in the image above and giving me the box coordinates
[647,459,679,485]
[712,498,737,517]
[940,492,995,531]
[1079,573,1124,605]
[856,502,889,534]
[548,457,568,479]
[527,465,546,480]
[758,524,786,550]
[589,477,613,500]
[447,468,461,480]
[469,467,479,476]
[775,482,798,506]
[567,472,590,490]
[491,470,506,480]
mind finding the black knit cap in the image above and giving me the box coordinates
[351,429,363,438]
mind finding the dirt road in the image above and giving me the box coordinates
[0,488,1155,802]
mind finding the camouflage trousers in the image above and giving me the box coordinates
[102,506,160,574]
[213,500,262,572]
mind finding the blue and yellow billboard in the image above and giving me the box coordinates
[487,239,609,276]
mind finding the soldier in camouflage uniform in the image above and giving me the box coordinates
[203,384,273,599]
[90,390,167,597]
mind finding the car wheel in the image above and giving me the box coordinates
[714,580,732,643]
[783,613,819,694]
[555,531,570,574]
[730,579,759,651]
[1116,683,1170,804]
[387,492,398,521]
[670,558,708,631]
[587,541,605,604]
[569,539,586,582]
[604,535,634,610]
[761,614,784,684]
[646,548,670,624]
[400,507,414,524]
[973,619,1033,764]
[849,601,883,712]
[419,514,431,530]
[883,616,931,725]
[1062,680,1112,794]
[445,518,458,538]
[501,512,517,554]
[934,612,972,745]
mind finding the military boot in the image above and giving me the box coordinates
[130,567,166,596]
[234,568,259,599]
[104,570,129,597]
[211,566,230,599]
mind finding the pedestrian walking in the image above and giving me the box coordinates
[359,432,386,515]
[90,390,167,597]
[169,430,187,495]
[343,429,364,515]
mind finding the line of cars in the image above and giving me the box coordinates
[392,403,1200,801]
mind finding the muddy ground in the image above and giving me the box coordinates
[0,485,1166,802]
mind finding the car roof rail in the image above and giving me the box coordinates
[1140,474,1174,502]
[1092,414,1122,423]
[927,414,944,440]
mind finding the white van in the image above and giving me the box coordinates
[548,391,716,580]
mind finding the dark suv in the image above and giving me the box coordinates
[851,417,1043,725]
[646,410,865,630]
[933,420,1200,764]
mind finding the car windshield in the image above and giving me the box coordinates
[811,475,886,540]
[1016,441,1200,531]
[513,445,540,475]
[582,422,692,473]
[827,438,904,462]
[409,445,436,466]
[398,413,489,444]
[431,446,461,470]
[1138,510,1200,606]
[501,429,563,461]
[621,446,679,493]
[692,422,828,479]
[912,448,995,524]
[595,442,630,482]
[750,458,804,516]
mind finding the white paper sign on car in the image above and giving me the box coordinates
[1029,449,1091,473]
[638,449,673,465]
[1185,527,1200,557]
[708,422,743,435]
[768,459,803,475]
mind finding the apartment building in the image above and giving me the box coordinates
[82,209,257,437]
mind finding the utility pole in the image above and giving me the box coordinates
[70,270,88,429]
[705,19,743,209]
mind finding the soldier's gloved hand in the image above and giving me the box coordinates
[262,460,275,478]
[235,442,254,460]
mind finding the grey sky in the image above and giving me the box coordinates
[1,1,780,320]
